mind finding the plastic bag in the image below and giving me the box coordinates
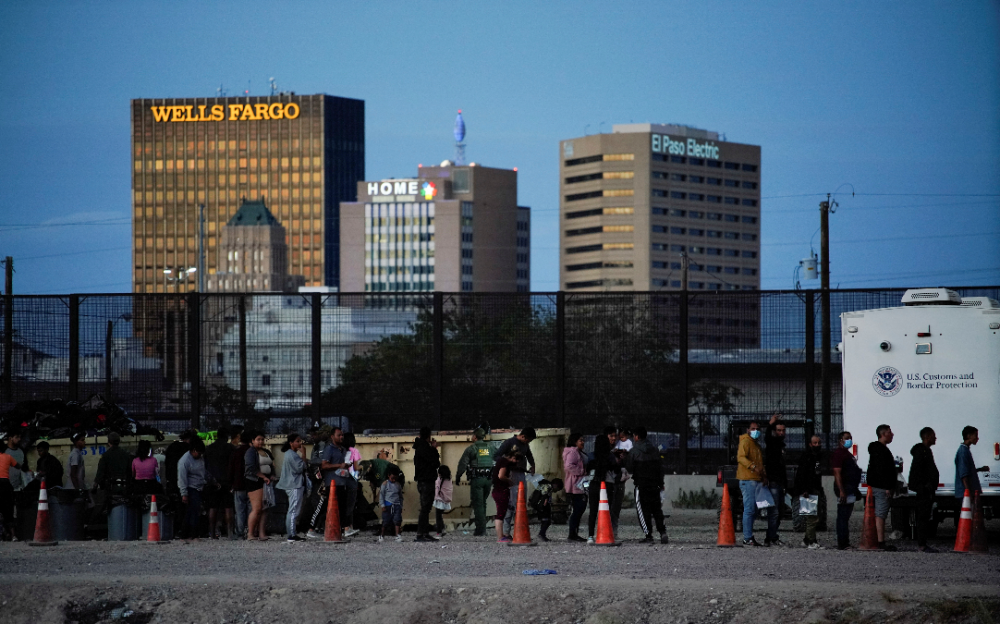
[798,494,819,516]
[754,482,775,509]
[432,500,451,512]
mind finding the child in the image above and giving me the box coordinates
[433,465,453,538]
[529,478,564,542]
[491,447,519,542]
[379,467,403,542]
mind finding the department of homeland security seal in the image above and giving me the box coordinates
[872,366,903,397]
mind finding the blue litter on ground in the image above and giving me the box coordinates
[522,569,558,575]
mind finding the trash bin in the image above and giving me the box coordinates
[108,504,140,541]
[50,489,86,541]
[141,507,174,541]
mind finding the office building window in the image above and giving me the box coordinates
[671,191,686,199]
[742,199,758,207]
[706,160,721,168]
[742,216,758,224]
[564,155,602,166]
[566,191,603,201]
[724,197,739,205]
[689,175,704,183]
[724,162,740,170]
[453,169,470,193]
[725,179,739,187]
[689,228,704,236]
[742,164,758,172]
[669,209,686,217]
[689,211,704,218]
[689,193,704,201]
[566,172,603,184]
[742,251,757,258]
[671,156,686,164]
[689,157,704,166]
[742,181,757,189]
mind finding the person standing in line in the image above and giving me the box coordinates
[955,426,989,503]
[177,439,210,539]
[163,430,194,496]
[494,428,536,538]
[277,433,308,542]
[131,440,161,496]
[4,432,28,500]
[562,433,588,542]
[908,427,939,553]
[0,439,20,541]
[69,433,88,491]
[586,433,620,544]
[305,423,329,531]
[831,431,862,550]
[95,432,133,496]
[491,446,518,543]
[456,428,493,537]
[34,441,64,489]
[311,427,352,539]
[793,435,824,549]
[243,431,272,541]
[378,467,403,542]
[341,432,361,538]
[736,421,766,547]
[605,427,627,535]
[866,424,898,551]
[257,442,276,540]
[433,464,453,538]
[228,429,250,539]
[204,426,236,539]
[627,427,668,544]
[413,427,441,542]
[763,413,787,546]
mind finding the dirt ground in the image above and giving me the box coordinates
[1,510,997,624]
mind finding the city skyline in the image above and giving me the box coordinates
[1,1,998,294]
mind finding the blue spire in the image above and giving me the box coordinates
[454,109,466,143]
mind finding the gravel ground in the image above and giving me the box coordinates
[1,510,998,624]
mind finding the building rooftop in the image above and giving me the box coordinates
[612,123,719,140]
[227,198,281,227]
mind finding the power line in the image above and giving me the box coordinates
[17,246,132,261]
[761,230,999,247]
[0,218,129,231]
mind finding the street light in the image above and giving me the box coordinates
[163,267,197,290]
[105,312,133,401]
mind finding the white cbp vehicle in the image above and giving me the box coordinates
[840,288,1000,535]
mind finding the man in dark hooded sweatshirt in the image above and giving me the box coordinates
[908,427,940,553]
[627,426,668,544]
[412,427,441,542]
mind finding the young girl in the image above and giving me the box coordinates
[433,465,453,538]
[379,468,403,542]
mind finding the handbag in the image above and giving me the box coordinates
[798,494,819,516]
[432,500,451,512]
[754,482,775,509]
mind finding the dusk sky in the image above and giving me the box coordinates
[1,1,998,294]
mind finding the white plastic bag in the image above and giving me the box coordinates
[432,500,451,512]
[798,494,819,516]
[754,482,775,509]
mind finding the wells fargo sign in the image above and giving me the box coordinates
[150,103,301,123]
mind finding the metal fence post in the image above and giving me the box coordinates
[239,295,248,416]
[804,292,816,443]
[105,320,113,401]
[188,292,201,430]
[679,291,689,474]
[2,289,11,404]
[69,295,79,401]
[556,291,565,428]
[433,292,443,431]
[312,293,322,423]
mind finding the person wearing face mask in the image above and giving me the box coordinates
[736,421,766,547]
[866,424,898,551]
[793,435,824,549]
[831,431,862,550]
[763,413,787,546]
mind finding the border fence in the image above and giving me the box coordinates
[2,286,997,473]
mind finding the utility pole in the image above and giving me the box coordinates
[819,195,834,443]
[680,252,689,291]
[678,251,690,473]
[3,257,12,403]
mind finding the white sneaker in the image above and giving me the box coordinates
[305,530,322,540]
[395,535,403,542]
[378,535,384,542]
[587,536,595,544]
[808,542,824,550]
[344,528,360,537]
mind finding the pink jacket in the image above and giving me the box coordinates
[434,476,453,504]
[563,446,587,495]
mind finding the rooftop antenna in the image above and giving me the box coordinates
[245,80,251,98]
[217,83,227,98]
[269,77,278,96]
[454,109,467,165]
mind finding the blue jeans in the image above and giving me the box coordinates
[766,484,783,541]
[183,488,203,534]
[285,487,304,537]
[836,502,854,547]
[568,493,587,537]
[233,490,250,538]
[739,480,759,541]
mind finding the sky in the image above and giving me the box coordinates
[1,1,998,295]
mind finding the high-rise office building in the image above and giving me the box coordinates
[559,124,761,293]
[131,93,364,293]
[339,163,530,292]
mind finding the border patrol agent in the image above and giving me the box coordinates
[457,428,493,536]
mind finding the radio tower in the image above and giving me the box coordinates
[454,109,466,165]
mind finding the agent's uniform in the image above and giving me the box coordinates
[457,431,493,536]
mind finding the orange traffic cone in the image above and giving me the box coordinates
[858,488,879,551]
[146,495,163,543]
[593,482,619,546]
[717,483,736,547]
[509,482,536,547]
[953,489,973,553]
[969,492,988,553]
[28,478,58,547]
[323,483,345,544]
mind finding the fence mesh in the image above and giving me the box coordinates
[2,287,998,472]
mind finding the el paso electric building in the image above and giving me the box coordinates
[131,94,364,293]
[559,124,761,294]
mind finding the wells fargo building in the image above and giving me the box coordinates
[131,94,364,292]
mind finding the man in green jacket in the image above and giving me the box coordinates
[736,421,766,547]
[456,428,493,536]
